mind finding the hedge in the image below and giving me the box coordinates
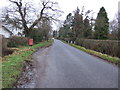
[75,39,120,58]
[7,36,29,47]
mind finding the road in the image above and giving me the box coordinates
[33,39,118,88]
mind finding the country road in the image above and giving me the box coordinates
[32,39,118,88]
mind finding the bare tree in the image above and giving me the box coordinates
[109,13,119,40]
[2,0,62,37]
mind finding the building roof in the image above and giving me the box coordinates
[1,25,13,35]
[0,20,13,35]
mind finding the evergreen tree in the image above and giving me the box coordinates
[59,13,74,40]
[72,7,84,38]
[53,30,58,38]
[94,7,109,39]
[83,17,92,38]
[59,27,65,39]
[64,13,73,37]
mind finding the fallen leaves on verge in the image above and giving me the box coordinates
[2,47,34,61]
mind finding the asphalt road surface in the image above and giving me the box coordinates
[33,39,118,88]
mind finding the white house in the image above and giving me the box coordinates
[0,23,13,38]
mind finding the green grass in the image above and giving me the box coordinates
[62,40,120,64]
[2,40,53,88]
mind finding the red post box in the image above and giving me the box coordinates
[29,39,33,46]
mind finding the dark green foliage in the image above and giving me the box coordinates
[83,17,92,38]
[59,8,93,42]
[53,30,58,38]
[94,7,109,39]
[29,19,51,43]
[59,7,119,58]
[29,29,43,44]
[59,13,75,41]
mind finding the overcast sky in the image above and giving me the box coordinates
[0,0,119,30]
[57,0,119,20]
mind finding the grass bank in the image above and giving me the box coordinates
[62,40,120,64]
[2,40,53,88]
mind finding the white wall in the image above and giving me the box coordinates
[0,24,11,38]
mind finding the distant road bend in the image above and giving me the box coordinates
[33,39,118,88]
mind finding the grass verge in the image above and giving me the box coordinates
[2,40,53,88]
[62,40,120,64]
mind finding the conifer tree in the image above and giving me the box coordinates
[94,7,109,39]
[83,17,92,38]
[72,7,84,38]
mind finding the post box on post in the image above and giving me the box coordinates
[29,39,33,46]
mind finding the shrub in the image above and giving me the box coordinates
[75,39,120,58]
[7,36,29,47]
[29,29,43,44]
[70,43,120,64]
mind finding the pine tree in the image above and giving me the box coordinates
[83,17,92,38]
[94,7,109,39]
[72,7,84,38]
[59,13,75,41]
[63,13,73,38]
[53,30,57,38]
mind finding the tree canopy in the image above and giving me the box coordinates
[2,0,62,37]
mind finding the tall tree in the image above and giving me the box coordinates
[83,17,92,38]
[109,20,118,40]
[2,0,61,37]
[63,13,73,38]
[29,18,52,43]
[72,7,84,38]
[39,19,52,41]
[94,7,109,39]
[109,12,119,40]
[59,13,74,40]
[53,30,58,38]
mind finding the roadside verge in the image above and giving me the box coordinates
[2,40,53,88]
[61,40,120,65]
